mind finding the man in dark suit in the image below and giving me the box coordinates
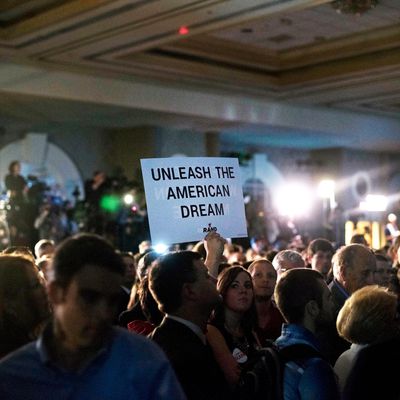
[329,243,376,314]
[149,233,229,400]
[321,243,377,364]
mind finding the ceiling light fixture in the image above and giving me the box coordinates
[331,0,378,15]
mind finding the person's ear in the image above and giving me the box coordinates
[182,282,197,302]
[305,299,320,319]
[2,296,19,318]
[47,281,65,305]
[338,263,347,282]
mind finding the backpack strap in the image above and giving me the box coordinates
[279,343,324,375]
[238,344,284,400]
[262,346,284,400]
[279,343,323,362]
[280,343,324,374]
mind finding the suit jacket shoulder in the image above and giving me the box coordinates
[328,280,347,314]
[150,318,229,400]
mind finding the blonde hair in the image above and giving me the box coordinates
[337,285,398,345]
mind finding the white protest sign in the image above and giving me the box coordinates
[140,157,248,245]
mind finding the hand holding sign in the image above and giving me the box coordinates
[204,231,226,279]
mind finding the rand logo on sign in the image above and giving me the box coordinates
[203,223,217,233]
[140,157,248,245]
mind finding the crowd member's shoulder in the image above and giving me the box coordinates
[0,341,38,373]
[112,326,167,356]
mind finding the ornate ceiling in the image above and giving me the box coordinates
[0,0,399,150]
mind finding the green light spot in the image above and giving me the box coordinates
[100,195,121,213]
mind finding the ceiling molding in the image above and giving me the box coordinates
[0,0,398,150]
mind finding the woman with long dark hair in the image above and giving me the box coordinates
[0,255,50,358]
[207,265,258,390]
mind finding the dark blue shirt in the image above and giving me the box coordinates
[0,326,186,400]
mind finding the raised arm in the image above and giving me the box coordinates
[204,231,226,279]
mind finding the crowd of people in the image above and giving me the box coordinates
[1,161,148,252]
[0,219,399,399]
[1,160,400,399]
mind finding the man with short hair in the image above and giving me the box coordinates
[306,238,335,282]
[248,259,285,343]
[149,233,229,400]
[34,239,55,259]
[274,268,340,400]
[349,233,368,246]
[322,243,377,364]
[329,243,376,313]
[272,249,305,279]
[0,234,184,400]
[374,253,392,288]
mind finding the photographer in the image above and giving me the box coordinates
[34,201,68,243]
[4,161,29,245]
[84,170,109,235]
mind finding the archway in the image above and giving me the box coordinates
[0,133,83,202]
[0,133,84,248]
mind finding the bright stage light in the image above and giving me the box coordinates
[123,193,134,205]
[318,179,336,209]
[275,182,313,218]
[359,194,388,212]
[154,243,168,254]
[318,180,335,199]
